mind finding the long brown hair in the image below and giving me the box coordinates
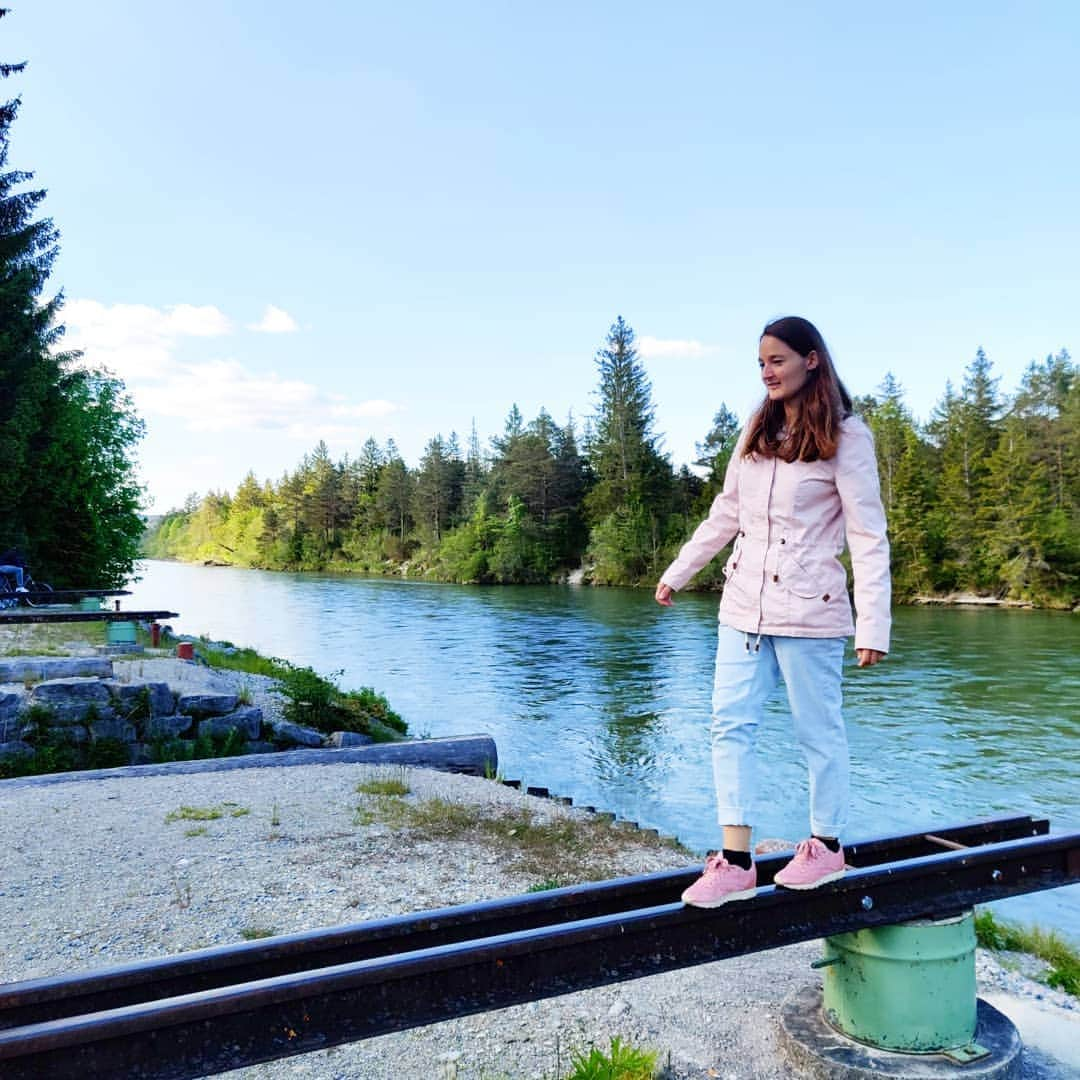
[742,316,853,462]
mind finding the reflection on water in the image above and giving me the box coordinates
[129,561,1079,938]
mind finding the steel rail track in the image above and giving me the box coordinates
[0,813,1048,1029]
[0,819,1075,1079]
[0,609,178,625]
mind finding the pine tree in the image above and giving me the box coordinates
[0,17,144,584]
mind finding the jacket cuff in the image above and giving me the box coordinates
[854,623,890,654]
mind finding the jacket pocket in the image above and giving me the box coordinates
[782,554,829,599]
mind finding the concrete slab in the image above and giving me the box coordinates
[779,985,1022,1079]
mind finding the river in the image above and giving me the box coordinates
[127,560,1079,938]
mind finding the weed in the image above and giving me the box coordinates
[184,827,208,837]
[565,1037,657,1080]
[975,909,1080,996]
[526,877,567,893]
[270,802,281,827]
[240,927,278,940]
[237,683,253,706]
[167,805,224,823]
[170,872,192,910]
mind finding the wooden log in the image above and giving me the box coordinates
[0,735,499,789]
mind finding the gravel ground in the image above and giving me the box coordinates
[1,656,1077,1078]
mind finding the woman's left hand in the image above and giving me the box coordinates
[856,649,886,667]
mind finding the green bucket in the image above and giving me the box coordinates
[106,620,137,646]
[821,910,977,1052]
[78,596,103,612]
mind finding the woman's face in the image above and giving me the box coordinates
[758,334,818,403]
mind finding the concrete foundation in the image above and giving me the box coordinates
[779,985,1022,1079]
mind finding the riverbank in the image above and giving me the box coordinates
[2,760,1078,1079]
[141,554,1080,611]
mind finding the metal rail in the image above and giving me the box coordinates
[0,817,1075,1079]
[0,609,177,625]
[0,814,1047,1027]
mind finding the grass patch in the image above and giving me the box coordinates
[196,644,289,678]
[352,795,686,883]
[240,926,278,940]
[165,803,249,823]
[184,826,208,837]
[356,769,411,797]
[975,909,1080,996]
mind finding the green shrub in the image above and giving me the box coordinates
[278,664,341,729]
[86,737,131,769]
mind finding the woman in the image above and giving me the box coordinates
[655,316,890,906]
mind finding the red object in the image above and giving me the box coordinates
[176,642,194,660]
[150,622,161,647]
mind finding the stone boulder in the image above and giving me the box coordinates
[328,730,374,748]
[145,714,194,740]
[105,681,175,719]
[268,720,324,748]
[198,705,262,741]
[27,678,114,723]
[0,689,24,742]
[88,717,137,743]
[0,656,113,684]
[177,693,239,718]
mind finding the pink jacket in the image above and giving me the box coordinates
[661,416,891,653]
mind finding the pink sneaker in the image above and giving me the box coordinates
[681,853,757,908]
[774,838,846,889]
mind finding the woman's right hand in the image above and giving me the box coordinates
[655,582,674,607]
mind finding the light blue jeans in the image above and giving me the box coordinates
[711,623,848,838]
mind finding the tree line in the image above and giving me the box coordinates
[145,320,1079,608]
[0,16,144,588]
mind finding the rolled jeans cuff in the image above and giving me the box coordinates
[715,805,751,827]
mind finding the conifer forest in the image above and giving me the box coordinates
[144,319,1079,608]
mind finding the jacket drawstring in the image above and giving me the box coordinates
[744,632,762,654]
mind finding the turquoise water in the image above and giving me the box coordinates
[129,560,1079,938]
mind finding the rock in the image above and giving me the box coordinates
[88,717,137,742]
[0,656,113,683]
[328,730,374,748]
[0,739,33,758]
[177,693,239,718]
[198,705,262,741]
[46,725,88,744]
[145,714,194,740]
[269,720,324,748]
[105,681,176,719]
[0,690,24,741]
[27,678,114,723]
[243,740,277,755]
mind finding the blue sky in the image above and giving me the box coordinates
[6,2,1079,511]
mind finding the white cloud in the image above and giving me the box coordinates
[63,297,400,465]
[248,304,299,333]
[638,335,720,360]
[63,299,232,381]
[329,399,400,419]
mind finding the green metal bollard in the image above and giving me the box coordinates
[78,596,103,612]
[105,620,137,647]
[818,910,987,1060]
